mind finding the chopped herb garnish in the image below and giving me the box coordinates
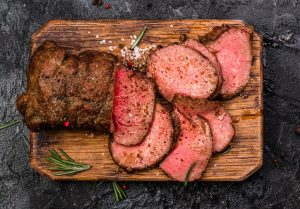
[184,162,197,187]
[112,181,127,202]
[130,27,147,50]
[220,144,232,155]
[0,119,22,130]
[46,148,91,176]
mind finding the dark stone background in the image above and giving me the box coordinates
[0,0,300,208]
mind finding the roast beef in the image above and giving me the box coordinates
[200,25,252,99]
[160,110,212,182]
[147,45,219,102]
[113,66,155,146]
[174,96,234,152]
[16,41,117,132]
[183,39,223,98]
[110,103,176,172]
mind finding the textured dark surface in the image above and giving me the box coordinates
[0,0,300,208]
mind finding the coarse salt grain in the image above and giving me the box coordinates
[133,35,137,39]
[96,35,99,38]
[170,24,173,28]
[121,38,125,41]
[108,40,112,44]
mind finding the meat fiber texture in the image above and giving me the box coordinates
[183,39,223,98]
[110,103,176,172]
[147,45,219,102]
[160,110,212,182]
[174,96,234,153]
[201,25,252,99]
[16,41,118,132]
[113,66,156,146]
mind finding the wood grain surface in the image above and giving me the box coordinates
[30,19,263,181]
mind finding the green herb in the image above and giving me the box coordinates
[220,144,232,155]
[0,119,22,130]
[112,181,127,202]
[130,26,147,50]
[46,148,91,176]
[184,162,197,187]
[95,181,104,187]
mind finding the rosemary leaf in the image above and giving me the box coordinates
[130,27,147,50]
[46,148,91,176]
[112,181,127,202]
[95,181,104,187]
[0,119,22,130]
[184,162,197,187]
[112,182,119,202]
[58,148,76,162]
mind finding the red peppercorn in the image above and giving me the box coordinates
[121,185,128,190]
[64,121,70,127]
[127,60,133,68]
[104,3,111,10]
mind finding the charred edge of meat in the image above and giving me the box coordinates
[218,82,251,100]
[109,101,179,174]
[198,24,254,44]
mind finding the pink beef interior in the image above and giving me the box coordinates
[113,66,155,146]
[160,110,212,182]
[174,96,234,152]
[110,103,174,172]
[147,45,218,102]
[207,27,252,98]
[184,39,223,97]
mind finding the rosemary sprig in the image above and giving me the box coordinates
[112,181,127,202]
[184,162,197,187]
[0,119,22,130]
[46,148,91,176]
[130,26,147,50]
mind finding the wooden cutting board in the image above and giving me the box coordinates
[30,20,263,181]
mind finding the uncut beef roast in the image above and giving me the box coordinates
[17,41,118,132]
[147,44,219,102]
[112,66,155,146]
[160,110,212,182]
[200,25,252,99]
[174,95,234,152]
[110,103,177,172]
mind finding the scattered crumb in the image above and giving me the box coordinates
[108,40,112,44]
[96,35,99,38]
[102,153,105,156]
[170,24,174,28]
[88,31,91,34]
[120,44,157,71]
[121,38,125,42]
[214,164,217,167]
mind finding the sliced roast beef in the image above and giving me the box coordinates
[147,45,219,102]
[110,103,176,172]
[113,66,155,146]
[183,39,223,98]
[200,25,252,99]
[174,95,234,152]
[160,110,212,182]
